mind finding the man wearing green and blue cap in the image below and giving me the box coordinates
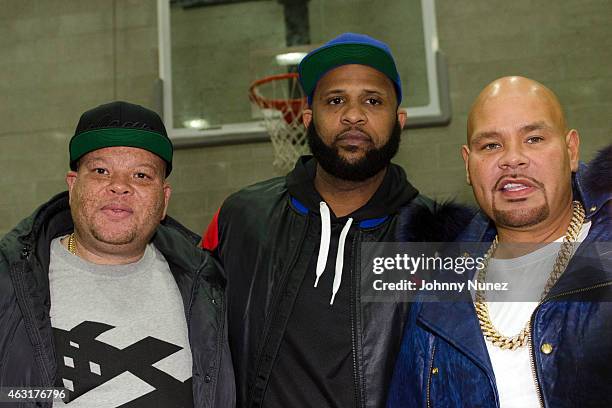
[0,101,234,407]
[202,33,459,408]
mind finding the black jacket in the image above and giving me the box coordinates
[204,157,468,408]
[0,192,235,407]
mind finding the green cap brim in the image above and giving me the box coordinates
[69,128,173,175]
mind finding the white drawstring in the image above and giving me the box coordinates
[330,217,353,305]
[314,202,353,305]
[314,202,331,288]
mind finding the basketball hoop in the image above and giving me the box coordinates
[249,73,309,171]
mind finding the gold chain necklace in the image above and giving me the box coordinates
[67,233,77,255]
[474,201,585,350]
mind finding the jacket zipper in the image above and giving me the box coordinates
[528,322,545,408]
[426,342,436,408]
[527,281,612,408]
[350,230,363,408]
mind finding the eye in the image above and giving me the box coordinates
[327,96,343,105]
[526,136,544,144]
[134,172,150,179]
[94,168,109,175]
[365,97,382,105]
[482,143,501,151]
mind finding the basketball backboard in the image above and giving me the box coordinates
[157,0,450,147]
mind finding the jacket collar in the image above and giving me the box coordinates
[286,155,419,221]
[574,144,612,220]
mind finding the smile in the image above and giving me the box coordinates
[501,183,530,192]
[495,177,541,200]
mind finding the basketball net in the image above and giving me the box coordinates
[249,73,309,171]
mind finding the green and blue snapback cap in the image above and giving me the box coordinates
[69,101,173,176]
[298,32,402,105]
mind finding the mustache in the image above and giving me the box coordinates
[335,127,373,141]
[493,174,545,191]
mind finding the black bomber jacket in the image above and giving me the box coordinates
[204,157,472,408]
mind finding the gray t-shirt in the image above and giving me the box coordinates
[49,237,193,407]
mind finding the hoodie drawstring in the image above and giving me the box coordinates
[314,202,331,288]
[331,217,353,305]
[314,201,353,305]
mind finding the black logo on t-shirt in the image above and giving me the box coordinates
[53,321,193,407]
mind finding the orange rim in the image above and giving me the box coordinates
[248,73,306,114]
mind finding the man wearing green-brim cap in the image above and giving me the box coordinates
[201,33,455,408]
[0,101,235,407]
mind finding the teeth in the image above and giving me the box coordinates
[503,183,528,191]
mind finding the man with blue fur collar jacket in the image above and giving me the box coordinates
[202,33,471,408]
[388,77,611,408]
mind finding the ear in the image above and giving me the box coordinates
[461,145,471,185]
[397,108,407,128]
[302,109,313,128]
[161,183,172,220]
[66,171,78,202]
[565,129,580,172]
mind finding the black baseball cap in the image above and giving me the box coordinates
[69,101,173,176]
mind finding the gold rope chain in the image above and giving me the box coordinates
[474,201,585,350]
[67,232,77,255]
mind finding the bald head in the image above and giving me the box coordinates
[467,76,567,141]
[461,76,581,240]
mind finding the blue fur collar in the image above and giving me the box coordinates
[397,200,476,242]
[583,144,612,195]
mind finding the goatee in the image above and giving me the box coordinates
[492,176,550,228]
[307,121,401,182]
[493,204,550,228]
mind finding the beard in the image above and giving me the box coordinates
[492,204,550,228]
[306,121,401,182]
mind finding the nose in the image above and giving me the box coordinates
[498,143,529,170]
[108,173,133,195]
[341,100,367,126]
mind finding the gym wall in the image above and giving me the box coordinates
[0,0,610,236]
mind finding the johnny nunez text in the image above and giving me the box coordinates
[373,279,509,292]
